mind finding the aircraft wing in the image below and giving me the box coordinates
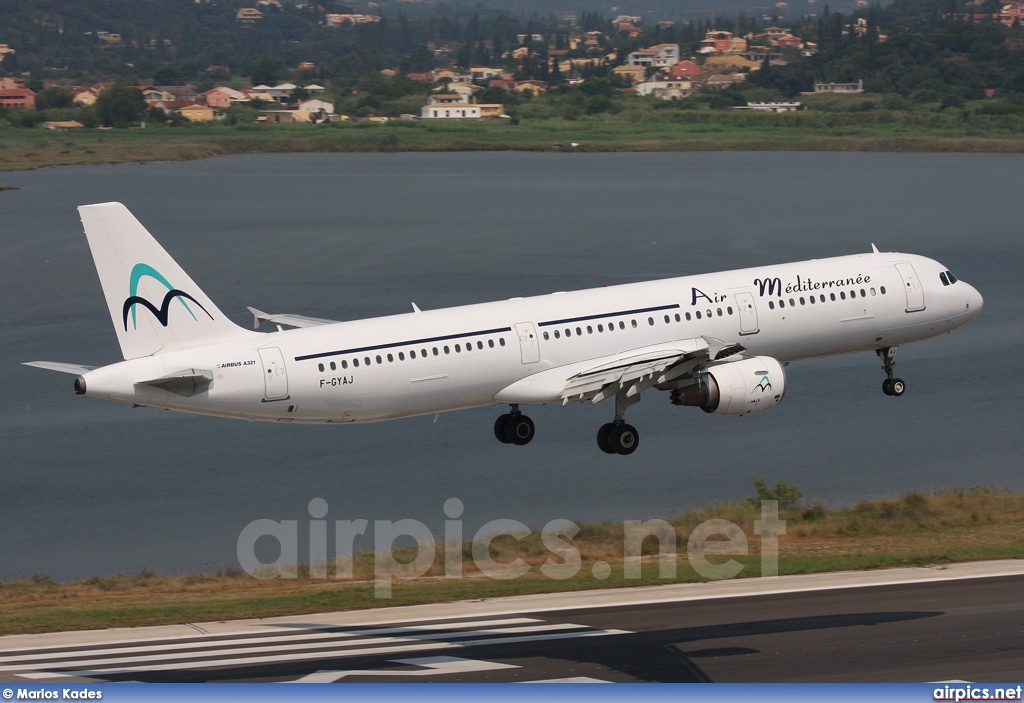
[22,361,98,375]
[247,307,341,330]
[560,336,745,405]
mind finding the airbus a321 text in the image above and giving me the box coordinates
[25,203,983,455]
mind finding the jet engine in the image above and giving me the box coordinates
[670,356,786,415]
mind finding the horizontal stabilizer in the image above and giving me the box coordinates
[23,361,98,375]
[247,306,340,330]
[138,368,213,397]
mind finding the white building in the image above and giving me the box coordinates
[627,44,680,68]
[732,101,804,112]
[636,78,700,100]
[421,104,481,119]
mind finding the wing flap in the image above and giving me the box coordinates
[560,336,745,405]
[247,306,340,330]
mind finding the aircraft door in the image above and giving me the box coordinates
[258,347,289,401]
[894,262,925,312]
[514,322,540,364]
[734,292,759,335]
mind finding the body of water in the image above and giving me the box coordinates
[1,152,1021,580]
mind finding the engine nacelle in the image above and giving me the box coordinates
[670,356,786,415]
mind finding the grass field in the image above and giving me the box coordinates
[1,107,1023,172]
[1,487,1021,636]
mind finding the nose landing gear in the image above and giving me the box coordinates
[877,347,906,396]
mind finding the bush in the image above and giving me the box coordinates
[746,477,804,510]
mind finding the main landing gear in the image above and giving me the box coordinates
[596,390,641,455]
[494,405,535,445]
[877,346,906,397]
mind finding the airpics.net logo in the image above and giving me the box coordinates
[236,499,787,598]
[121,263,212,331]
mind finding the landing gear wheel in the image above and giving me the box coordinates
[882,379,893,396]
[494,414,512,444]
[607,423,640,455]
[504,414,535,445]
[596,423,616,454]
[890,378,906,396]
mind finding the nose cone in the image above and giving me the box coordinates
[963,282,983,319]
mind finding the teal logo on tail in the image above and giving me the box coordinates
[122,263,212,330]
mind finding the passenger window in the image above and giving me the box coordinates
[365,357,371,365]
[477,341,483,349]
[353,358,360,367]
[789,298,795,307]
[619,321,625,330]
[631,319,638,328]
[543,332,549,340]
[376,355,382,364]
[779,300,785,308]
[565,328,571,337]
[706,310,712,318]
[769,301,775,310]
[716,308,722,317]
[410,350,416,359]
[488,340,494,348]
[330,362,336,370]
[398,353,404,361]
[860,289,866,297]
[443,346,450,354]
[648,317,654,326]
[318,363,324,372]
[587,325,593,334]
[664,315,670,324]
[850,290,856,298]
[576,326,582,335]
[432,348,439,356]
[499,338,506,346]
[830,293,836,301]
[840,292,846,300]
[809,296,815,304]
[554,330,560,339]
[342,360,348,369]
[675,313,681,322]
[799,298,805,305]
[387,354,393,362]
[454,344,461,353]
[880,286,886,295]
[696,311,702,319]
[820,295,826,302]
[727,306,733,315]
[597,324,604,332]
[685,312,691,321]
[870,288,876,296]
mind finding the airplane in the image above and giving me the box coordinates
[25,202,983,455]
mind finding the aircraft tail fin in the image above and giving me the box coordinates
[79,202,258,360]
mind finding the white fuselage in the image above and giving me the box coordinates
[78,251,982,424]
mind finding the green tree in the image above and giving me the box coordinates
[746,477,804,510]
[35,86,74,110]
[95,85,147,127]
[250,56,279,85]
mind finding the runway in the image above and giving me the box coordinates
[2,561,1021,683]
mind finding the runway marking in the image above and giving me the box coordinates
[0,617,542,661]
[292,655,520,682]
[1,617,631,681]
[0,623,587,672]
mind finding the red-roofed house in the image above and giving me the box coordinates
[668,60,701,78]
[0,88,35,110]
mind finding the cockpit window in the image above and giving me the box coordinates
[946,270,958,284]
[939,272,949,286]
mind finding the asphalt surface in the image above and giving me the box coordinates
[2,568,1021,683]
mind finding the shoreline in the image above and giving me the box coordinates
[2,126,1022,173]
